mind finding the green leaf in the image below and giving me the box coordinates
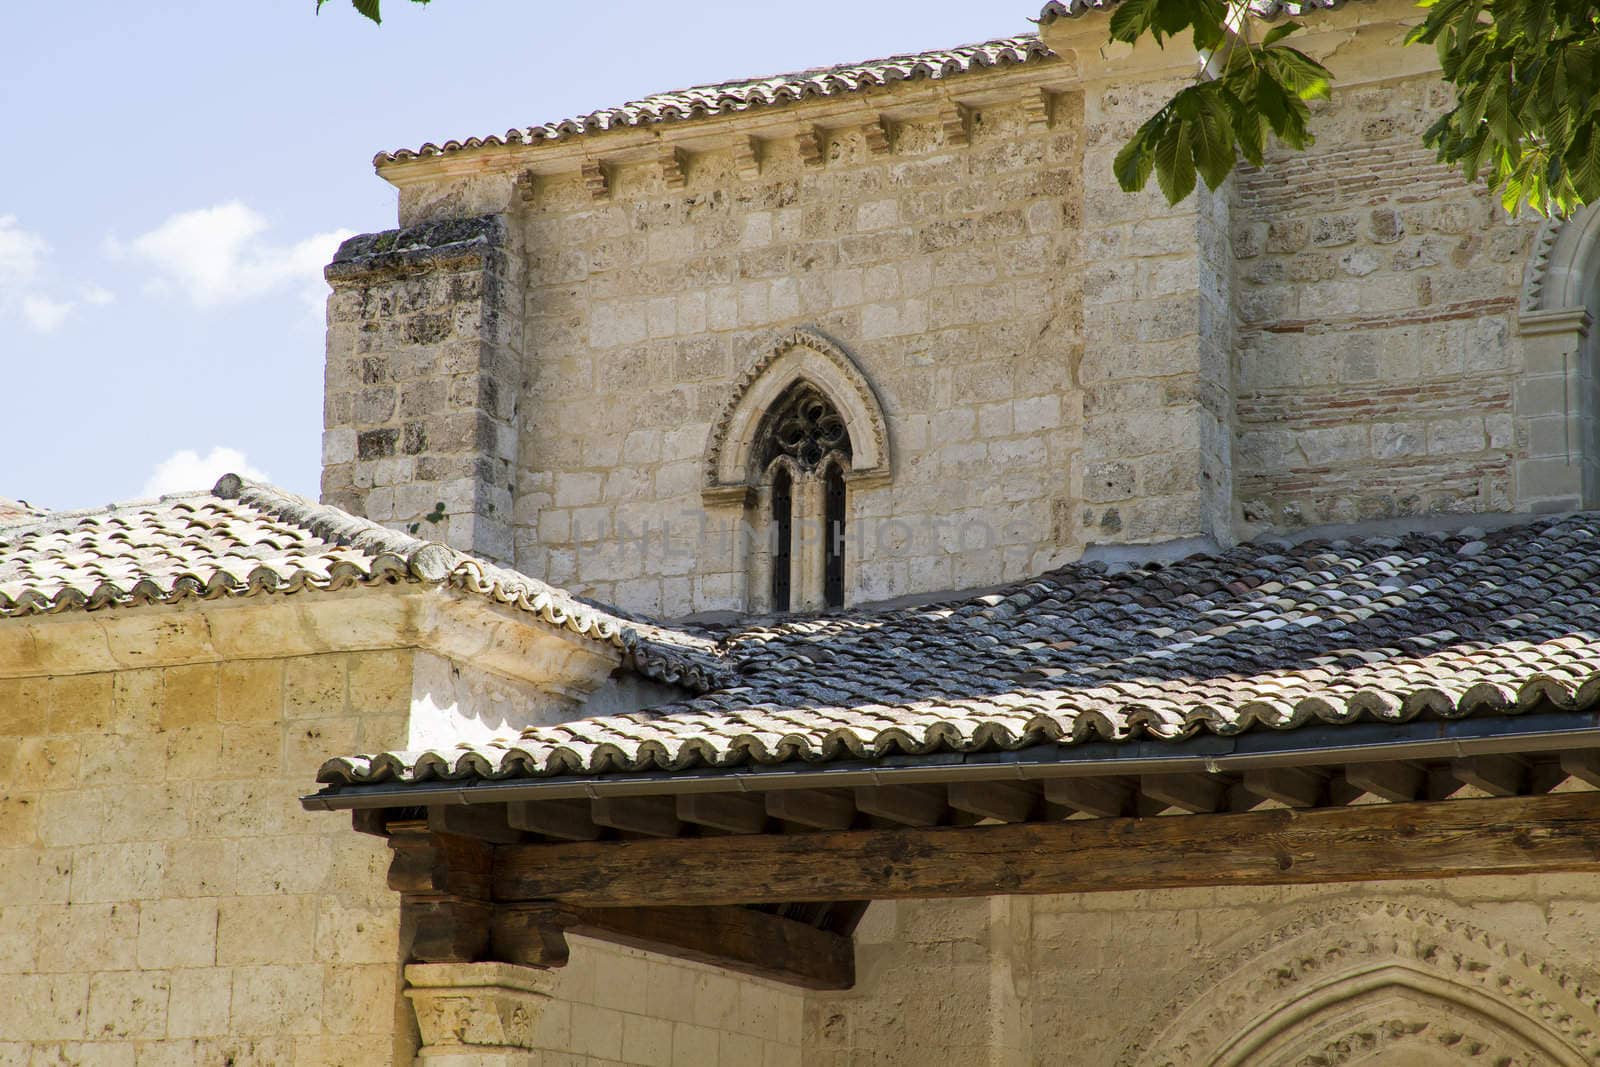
[1114,113,1166,192]
[1189,84,1239,187]
[352,0,382,22]
[1263,47,1334,100]
[1109,0,1164,43]
[1154,117,1198,203]
[1261,20,1302,47]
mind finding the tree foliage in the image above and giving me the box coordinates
[315,0,429,25]
[1114,0,1600,216]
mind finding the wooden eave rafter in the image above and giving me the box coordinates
[334,714,1600,991]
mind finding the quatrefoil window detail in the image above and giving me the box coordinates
[758,383,852,473]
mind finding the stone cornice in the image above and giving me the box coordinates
[375,59,1078,193]
[0,584,621,694]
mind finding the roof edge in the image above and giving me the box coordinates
[213,474,454,582]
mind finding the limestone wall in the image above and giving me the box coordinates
[0,638,805,1066]
[517,938,804,1067]
[509,91,1091,615]
[809,874,1600,1065]
[1230,77,1541,530]
[0,651,412,1066]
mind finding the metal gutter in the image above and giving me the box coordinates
[300,711,1600,811]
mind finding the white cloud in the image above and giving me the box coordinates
[81,284,115,307]
[110,201,353,311]
[142,447,269,498]
[0,216,100,333]
[0,215,49,285]
[20,294,72,334]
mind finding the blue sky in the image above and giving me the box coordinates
[2,0,1028,510]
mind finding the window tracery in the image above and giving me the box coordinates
[752,383,851,614]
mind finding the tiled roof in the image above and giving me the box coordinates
[0,498,45,525]
[1036,0,1351,21]
[0,475,725,689]
[375,36,1055,166]
[321,514,1600,786]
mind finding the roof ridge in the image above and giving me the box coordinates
[214,473,457,581]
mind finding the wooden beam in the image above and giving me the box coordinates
[855,785,946,827]
[1141,773,1227,814]
[1455,755,1529,797]
[387,822,494,962]
[1344,761,1426,803]
[1562,750,1600,789]
[947,781,1037,823]
[1043,777,1133,818]
[494,792,1600,908]
[428,805,522,844]
[677,792,768,834]
[592,796,682,838]
[494,904,853,991]
[507,799,601,842]
[766,789,856,830]
[1243,767,1326,809]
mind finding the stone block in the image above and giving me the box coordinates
[137,898,219,969]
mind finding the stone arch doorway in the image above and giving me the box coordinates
[1126,903,1600,1067]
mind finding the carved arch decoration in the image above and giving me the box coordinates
[703,328,891,506]
[1522,203,1600,314]
[1122,902,1600,1067]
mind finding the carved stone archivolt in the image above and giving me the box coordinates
[703,327,890,505]
[1522,202,1600,315]
[1123,902,1600,1067]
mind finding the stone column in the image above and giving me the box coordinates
[1514,307,1590,510]
[405,962,556,1066]
[322,214,524,566]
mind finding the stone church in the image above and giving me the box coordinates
[8,0,1600,1063]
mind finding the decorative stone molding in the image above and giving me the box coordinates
[405,962,556,1061]
[1123,902,1600,1067]
[1521,202,1600,314]
[703,328,892,504]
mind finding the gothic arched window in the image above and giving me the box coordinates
[702,329,892,614]
[754,382,852,613]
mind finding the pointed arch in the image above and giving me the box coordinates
[1519,205,1600,506]
[1126,903,1600,1067]
[1522,203,1600,314]
[703,328,891,505]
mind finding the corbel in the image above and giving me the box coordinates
[513,169,539,204]
[387,819,496,963]
[796,126,826,167]
[1021,88,1055,129]
[733,136,762,181]
[580,159,611,200]
[660,145,689,189]
[940,101,971,147]
[864,115,894,156]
